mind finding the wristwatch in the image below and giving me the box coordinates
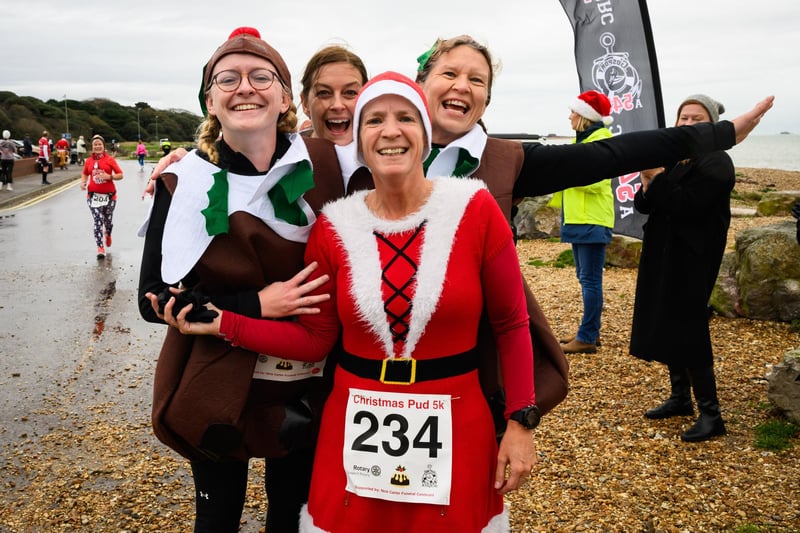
[509,405,541,430]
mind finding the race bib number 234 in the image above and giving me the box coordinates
[343,388,452,505]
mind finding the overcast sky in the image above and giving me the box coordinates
[5,0,798,136]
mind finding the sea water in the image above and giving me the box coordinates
[727,134,799,171]
[538,133,799,172]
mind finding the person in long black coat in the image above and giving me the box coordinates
[630,94,734,443]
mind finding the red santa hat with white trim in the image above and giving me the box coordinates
[352,71,433,166]
[569,90,614,126]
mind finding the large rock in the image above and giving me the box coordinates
[514,196,560,240]
[711,221,800,321]
[709,253,741,318]
[766,349,800,425]
[756,190,800,216]
[605,234,642,268]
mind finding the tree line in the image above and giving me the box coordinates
[0,92,201,143]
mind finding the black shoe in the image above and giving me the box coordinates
[681,365,726,442]
[644,399,694,419]
[42,180,51,185]
[681,414,726,442]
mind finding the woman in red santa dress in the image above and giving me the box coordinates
[174,71,539,532]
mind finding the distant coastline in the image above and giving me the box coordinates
[727,134,799,171]
[490,133,799,172]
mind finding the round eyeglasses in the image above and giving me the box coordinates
[208,69,281,92]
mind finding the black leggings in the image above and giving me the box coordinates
[191,447,314,533]
[0,160,13,184]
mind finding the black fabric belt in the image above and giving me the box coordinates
[338,348,478,385]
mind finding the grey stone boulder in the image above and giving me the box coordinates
[756,190,800,217]
[514,196,561,240]
[711,221,800,321]
[710,253,741,318]
[605,235,642,269]
[766,348,800,425]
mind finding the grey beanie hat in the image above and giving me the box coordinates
[678,94,725,123]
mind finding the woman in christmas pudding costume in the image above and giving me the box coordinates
[138,27,347,532]
[174,71,538,532]
[412,35,773,424]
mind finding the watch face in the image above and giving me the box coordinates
[514,406,540,429]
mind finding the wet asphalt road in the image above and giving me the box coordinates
[0,160,164,444]
[0,159,271,531]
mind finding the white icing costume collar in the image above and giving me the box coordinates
[425,124,487,178]
[160,136,316,284]
[334,141,366,191]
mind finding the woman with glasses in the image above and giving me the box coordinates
[138,27,347,532]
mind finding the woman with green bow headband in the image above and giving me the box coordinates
[413,34,773,437]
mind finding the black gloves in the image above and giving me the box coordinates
[157,287,219,323]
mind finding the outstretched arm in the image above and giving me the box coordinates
[514,96,775,199]
[732,95,774,144]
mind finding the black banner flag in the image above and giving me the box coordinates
[558,0,665,238]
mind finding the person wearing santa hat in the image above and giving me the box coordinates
[175,71,538,532]
[138,27,350,532]
[549,90,616,354]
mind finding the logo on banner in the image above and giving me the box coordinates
[591,32,643,116]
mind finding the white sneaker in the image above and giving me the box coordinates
[6,184,12,191]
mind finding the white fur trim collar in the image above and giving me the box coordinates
[322,177,485,359]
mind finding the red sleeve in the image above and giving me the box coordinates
[219,215,341,359]
[475,191,535,416]
[109,156,123,174]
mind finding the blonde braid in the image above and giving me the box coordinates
[196,115,222,165]
[278,101,298,133]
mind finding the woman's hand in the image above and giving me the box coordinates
[494,419,537,495]
[639,167,664,192]
[258,261,331,318]
[174,301,223,336]
[142,177,155,199]
[732,96,774,144]
[144,286,184,325]
[150,147,188,180]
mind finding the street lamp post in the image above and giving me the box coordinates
[155,115,159,141]
[63,95,69,138]
[137,108,141,140]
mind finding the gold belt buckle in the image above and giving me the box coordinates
[380,357,417,385]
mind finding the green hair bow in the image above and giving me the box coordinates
[416,39,440,73]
